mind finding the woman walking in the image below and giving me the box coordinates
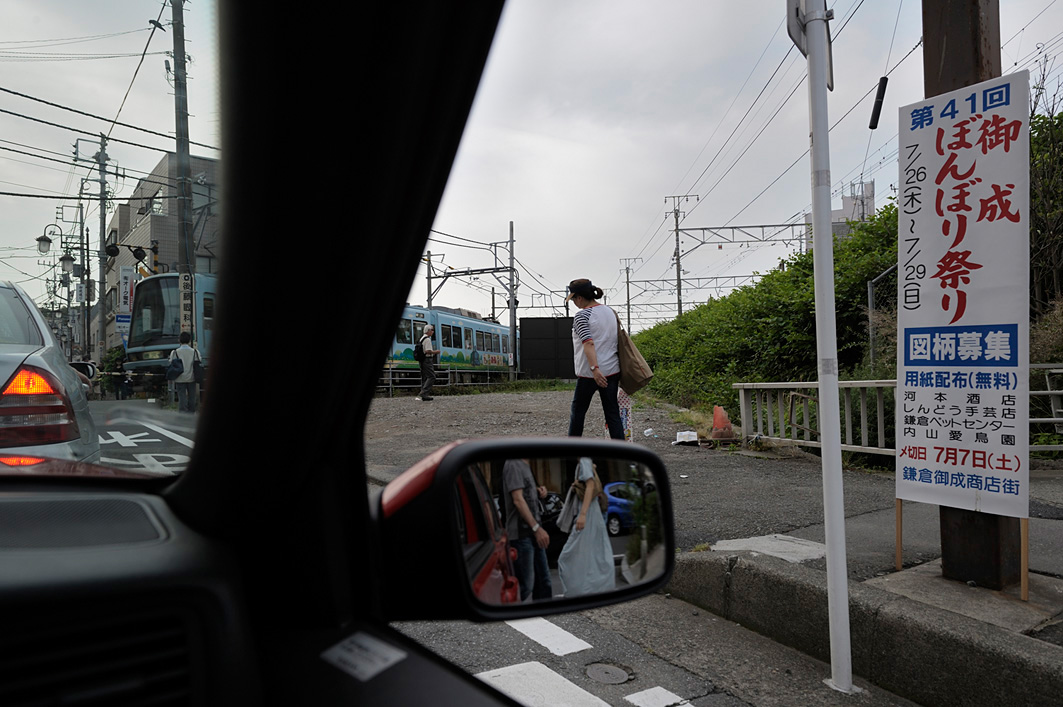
[557,458,615,597]
[565,278,625,440]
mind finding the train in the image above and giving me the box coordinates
[384,304,517,386]
[123,272,217,379]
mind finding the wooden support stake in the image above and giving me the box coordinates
[1021,517,1029,602]
[896,499,903,571]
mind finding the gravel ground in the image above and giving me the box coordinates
[366,388,1063,581]
[366,390,893,553]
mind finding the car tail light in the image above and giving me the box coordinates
[0,456,46,466]
[0,366,80,447]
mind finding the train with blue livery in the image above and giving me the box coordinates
[123,272,217,380]
[384,304,516,387]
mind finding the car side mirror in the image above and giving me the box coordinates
[69,361,97,380]
[374,437,674,622]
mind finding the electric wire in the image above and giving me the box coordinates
[0,29,152,48]
[0,106,171,153]
[108,2,170,141]
[0,86,219,151]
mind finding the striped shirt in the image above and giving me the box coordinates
[571,304,619,378]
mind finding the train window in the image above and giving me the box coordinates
[502,336,508,355]
[441,324,452,348]
[396,319,412,345]
[464,328,473,350]
[476,330,484,350]
[414,320,426,343]
[451,326,463,348]
[203,296,214,332]
[491,333,500,352]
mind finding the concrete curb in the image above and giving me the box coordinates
[667,551,1063,706]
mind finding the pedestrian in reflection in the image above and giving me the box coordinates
[415,324,438,402]
[168,331,201,413]
[558,458,615,597]
[503,458,553,602]
[565,279,625,440]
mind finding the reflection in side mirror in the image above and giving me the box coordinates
[456,456,667,607]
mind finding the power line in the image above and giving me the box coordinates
[0,106,170,152]
[108,4,169,141]
[0,50,169,62]
[0,190,181,200]
[0,29,151,47]
[0,85,219,151]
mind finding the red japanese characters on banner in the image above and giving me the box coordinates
[897,72,1030,518]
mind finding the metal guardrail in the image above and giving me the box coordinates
[376,363,512,397]
[734,364,1063,456]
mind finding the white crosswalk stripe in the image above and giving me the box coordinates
[505,617,593,656]
[624,685,689,706]
[493,618,694,706]
[477,662,609,707]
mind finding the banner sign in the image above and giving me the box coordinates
[119,267,135,315]
[896,71,1030,518]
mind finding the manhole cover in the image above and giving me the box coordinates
[586,663,630,685]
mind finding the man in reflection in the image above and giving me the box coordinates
[502,458,553,602]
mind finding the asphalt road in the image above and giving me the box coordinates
[88,398,196,476]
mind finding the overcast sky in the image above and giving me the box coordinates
[0,0,219,305]
[424,0,1063,330]
[1,1,1060,333]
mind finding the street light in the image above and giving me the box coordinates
[59,252,75,273]
[36,224,62,254]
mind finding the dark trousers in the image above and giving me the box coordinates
[176,382,197,413]
[419,359,436,397]
[512,537,552,601]
[568,373,625,440]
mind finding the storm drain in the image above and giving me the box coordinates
[586,662,631,684]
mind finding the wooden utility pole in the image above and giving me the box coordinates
[922,0,1019,590]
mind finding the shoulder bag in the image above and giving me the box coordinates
[166,354,184,381]
[614,311,653,394]
[193,350,206,385]
[557,487,578,534]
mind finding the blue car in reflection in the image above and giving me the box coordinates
[605,481,640,537]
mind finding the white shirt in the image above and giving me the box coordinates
[571,304,619,378]
[169,344,199,384]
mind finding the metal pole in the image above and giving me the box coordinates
[626,267,631,331]
[803,0,854,693]
[674,208,682,317]
[426,251,432,308]
[508,221,517,381]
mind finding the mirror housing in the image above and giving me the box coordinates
[69,361,97,380]
[373,437,675,622]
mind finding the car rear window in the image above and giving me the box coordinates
[0,286,43,346]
